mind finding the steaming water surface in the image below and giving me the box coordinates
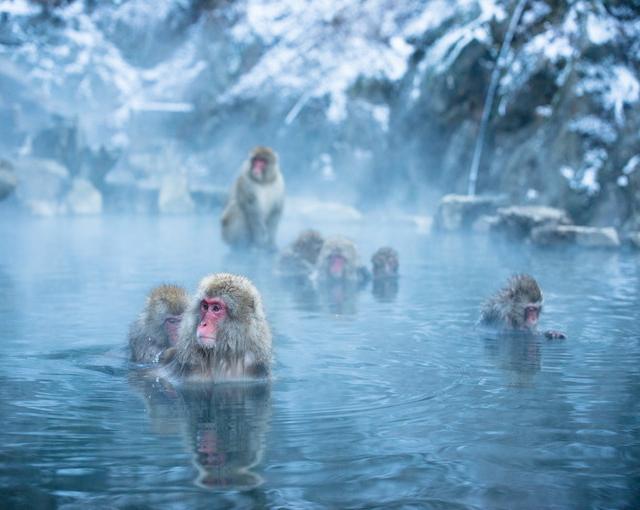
[0,214,638,509]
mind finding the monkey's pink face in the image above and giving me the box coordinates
[524,305,540,328]
[163,315,182,346]
[329,253,346,279]
[251,157,267,178]
[197,298,227,348]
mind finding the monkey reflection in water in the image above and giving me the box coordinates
[181,383,271,489]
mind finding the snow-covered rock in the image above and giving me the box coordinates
[14,158,69,214]
[494,206,572,238]
[434,194,506,231]
[531,225,620,248]
[65,178,103,215]
[158,174,195,214]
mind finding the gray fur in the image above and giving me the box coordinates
[479,274,543,330]
[167,273,272,381]
[221,146,285,250]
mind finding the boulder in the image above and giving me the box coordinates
[531,225,620,249]
[0,159,17,200]
[494,206,571,239]
[434,194,506,231]
[158,174,195,214]
[14,158,70,215]
[65,178,103,215]
[622,231,640,250]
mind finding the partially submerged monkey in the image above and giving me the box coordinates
[371,246,399,280]
[479,274,566,339]
[315,236,370,284]
[129,284,189,363]
[371,246,399,301]
[276,229,325,279]
[163,273,272,382]
[221,146,285,251]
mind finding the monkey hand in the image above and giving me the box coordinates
[544,330,566,340]
[159,347,177,364]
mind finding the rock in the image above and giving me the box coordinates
[472,214,500,233]
[0,159,17,200]
[531,225,620,249]
[14,158,70,214]
[65,178,103,215]
[286,197,363,223]
[158,174,195,214]
[494,206,571,238]
[434,194,506,231]
[622,231,640,250]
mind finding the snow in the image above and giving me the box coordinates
[586,12,617,45]
[0,0,36,15]
[622,155,640,175]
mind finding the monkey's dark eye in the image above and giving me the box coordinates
[211,304,221,312]
[201,301,208,311]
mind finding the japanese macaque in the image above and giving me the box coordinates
[164,273,272,381]
[479,274,566,339]
[129,284,189,363]
[371,247,399,301]
[315,236,370,284]
[221,146,285,251]
[276,229,325,278]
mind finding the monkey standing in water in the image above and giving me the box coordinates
[163,273,272,382]
[129,284,189,363]
[221,146,285,251]
[479,274,566,339]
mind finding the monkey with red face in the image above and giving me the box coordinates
[479,274,566,339]
[163,273,272,382]
[129,284,189,363]
[221,146,285,251]
[315,236,370,285]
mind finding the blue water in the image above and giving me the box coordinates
[0,214,638,509]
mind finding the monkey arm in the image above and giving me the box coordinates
[237,181,269,247]
[543,330,566,339]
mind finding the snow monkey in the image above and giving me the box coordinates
[276,229,325,278]
[129,284,189,363]
[164,273,272,381]
[371,246,399,280]
[479,274,566,339]
[371,246,399,301]
[221,146,285,250]
[315,236,370,284]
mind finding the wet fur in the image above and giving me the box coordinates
[167,273,272,381]
[479,274,543,330]
[315,236,369,284]
[128,284,189,363]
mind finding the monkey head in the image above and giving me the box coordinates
[292,229,324,265]
[248,146,278,183]
[317,237,360,282]
[147,285,188,346]
[371,247,399,280]
[505,274,543,330]
[187,273,267,352]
